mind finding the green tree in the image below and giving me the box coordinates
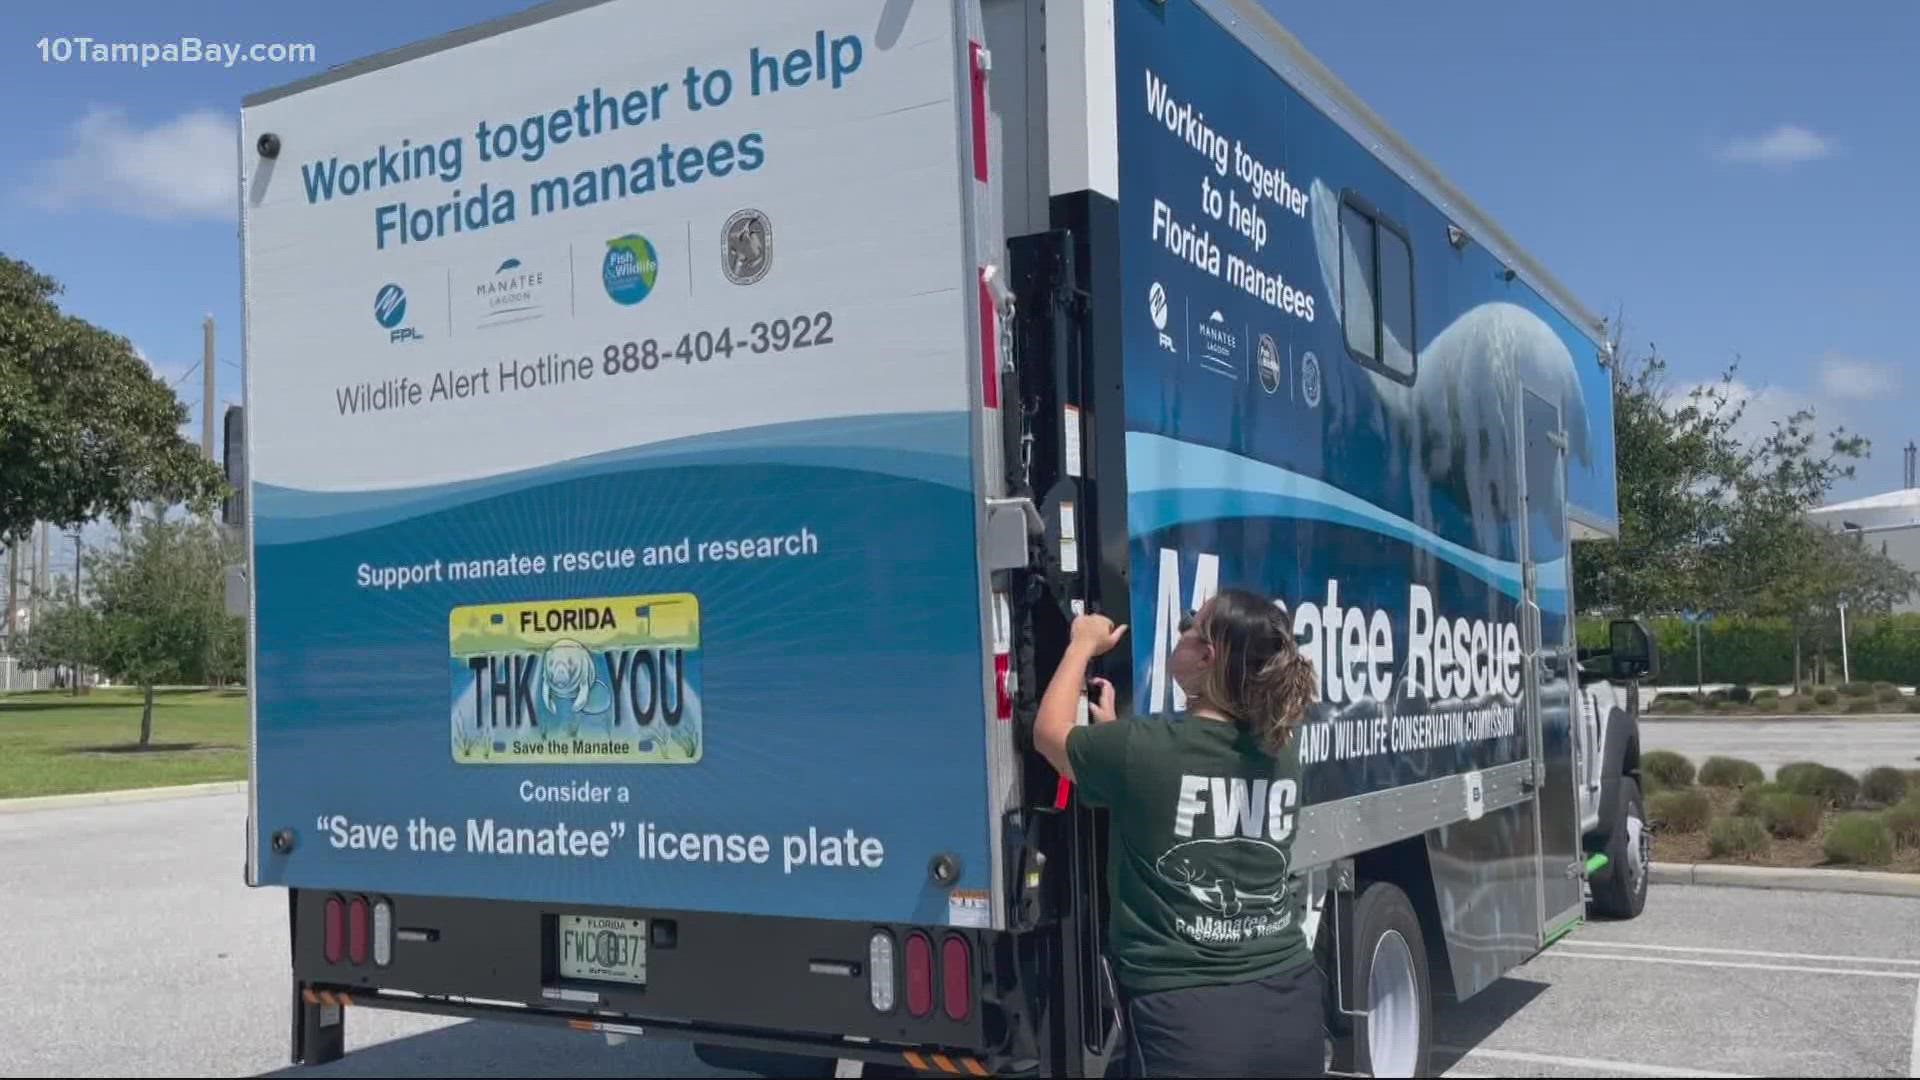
[87,513,239,745]
[13,598,104,683]
[1,253,225,542]
[1575,338,1748,617]
[1576,329,1894,666]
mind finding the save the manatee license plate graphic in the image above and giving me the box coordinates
[448,593,702,765]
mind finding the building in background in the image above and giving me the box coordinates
[1808,443,1920,615]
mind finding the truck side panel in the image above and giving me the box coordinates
[240,0,999,925]
[1111,0,1609,817]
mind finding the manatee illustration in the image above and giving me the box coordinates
[540,640,612,717]
[1308,177,1594,551]
[1155,838,1291,918]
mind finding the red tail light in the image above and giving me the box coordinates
[904,932,934,1018]
[323,896,344,964]
[348,897,370,965]
[941,936,972,1021]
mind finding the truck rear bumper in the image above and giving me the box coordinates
[286,889,1026,1074]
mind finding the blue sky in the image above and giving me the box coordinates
[1,0,1914,567]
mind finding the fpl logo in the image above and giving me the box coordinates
[374,283,425,345]
[1149,281,1176,354]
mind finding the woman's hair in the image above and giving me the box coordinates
[1186,587,1319,753]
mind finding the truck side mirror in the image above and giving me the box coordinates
[1608,618,1657,682]
[221,405,246,530]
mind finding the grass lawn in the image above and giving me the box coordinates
[0,689,248,799]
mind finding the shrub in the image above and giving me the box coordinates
[1661,698,1697,715]
[1753,687,1780,701]
[1886,800,1920,851]
[1906,698,1920,714]
[1814,687,1840,707]
[1906,769,1920,789]
[1643,751,1696,790]
[1699,756,1765,789]
[1794,698,1819,714]
[1758,793,1822,839]
[1735,782,1782,817]
[1840,681,1876,699]
[1875,683,1904,704]
[1862,767,1910,807]
[1648,789,1712,834]
[1823,813,1894,866]
[1846,698,1879,715]
[1709,816,1771,860]
[1779,764,1861,808]
[1726,685,1753,704]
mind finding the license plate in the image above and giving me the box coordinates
[449,592,702,765]
[557,915,648,985]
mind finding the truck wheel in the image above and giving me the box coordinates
[1335,882,1432,1079]
[1588,776,1648,919]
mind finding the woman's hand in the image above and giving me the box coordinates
[1070,614,1129,657]
[1088,677,1117,724]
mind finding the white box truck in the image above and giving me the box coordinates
[231,1,1658,1075]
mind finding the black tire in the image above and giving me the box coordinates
[1588,776,1648,919]
[1330,882,1433,1079]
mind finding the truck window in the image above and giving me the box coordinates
[1339,194,1417,383]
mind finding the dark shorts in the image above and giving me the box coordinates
[1117,961,1326,1078]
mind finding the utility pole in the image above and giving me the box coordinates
[70,530,84,693]
[202,314,217,459]
[4,539,17,644]
[1906,441,1916,490]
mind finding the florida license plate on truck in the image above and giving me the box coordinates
[557,915,647,985]
[449,593,702,765]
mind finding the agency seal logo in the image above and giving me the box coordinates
[602,234,660,306]
[722,208,771,285]
[1301,350,1322,408]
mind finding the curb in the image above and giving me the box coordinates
[1651,861,1920,899]
[0,780,246,815]
[1641,714,1920,722]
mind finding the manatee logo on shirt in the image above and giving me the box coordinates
[1155,837,1291,918]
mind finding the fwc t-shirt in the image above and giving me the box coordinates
[1066,712,1310,995]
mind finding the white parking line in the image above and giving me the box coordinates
[1546,948,1920,981]
[1438,1045,1756,1078]
[1571,939,1920,968]
[1908,984,1919,1079]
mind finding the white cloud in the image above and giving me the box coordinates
[1713,124,1833,167]
[29,105,234,221]
[1670,378,1822,450]
[1817,354,1897,401]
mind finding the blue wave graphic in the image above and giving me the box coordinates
[256,412,974,545]
[1127,432,1533,599]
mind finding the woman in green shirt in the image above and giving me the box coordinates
[1035,587,1324,1078]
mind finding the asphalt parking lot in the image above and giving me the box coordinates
[1641,716,1920,777]
[2,792,1916,1078]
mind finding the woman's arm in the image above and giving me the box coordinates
[1035,616,1127,781]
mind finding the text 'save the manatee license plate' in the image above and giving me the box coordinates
[557,914,648,985]
[448,593,702,765]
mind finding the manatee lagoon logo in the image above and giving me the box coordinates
[469,257,547,329]
[602,234,660,306]
[1195,310,1238,378]
[722,208,771,285]
[374,283,424,344]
